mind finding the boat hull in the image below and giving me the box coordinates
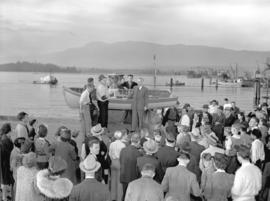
[63,87,178,110]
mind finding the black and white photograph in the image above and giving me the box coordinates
[1,0,270,201]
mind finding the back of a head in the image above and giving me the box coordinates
[237,144,250,160]
[17,111,27,121]
[131,133,140,144]
[178,151,190,161]
[251,129,262,139]
[38,124,48,138]
[48,156,67,176]
[141,163,155,177]
[114,130,123,140]
[214,153,228,170]
[0,123,11,135]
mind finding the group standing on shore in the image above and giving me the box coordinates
[1,74,270,201]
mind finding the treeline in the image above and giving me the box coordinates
[0,61,79,73]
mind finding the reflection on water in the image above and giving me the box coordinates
[0,72,257,118]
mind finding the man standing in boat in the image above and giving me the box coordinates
[79,77,98,137]
[120,74,138,123]
[120,74,138,92]
[130,78,148,131]
[97,74,110,128]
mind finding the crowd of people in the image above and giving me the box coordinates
[1,75,270,201]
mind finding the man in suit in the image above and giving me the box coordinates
[69,154,110,201]
[120,133,142,200]
[161,151,201,201]
[125,163,164,201]
[156,132,179,179]
[137,139,163,183]
[130,78,148,131]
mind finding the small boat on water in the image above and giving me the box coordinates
[33,75,58,85]
[63,87,178,110]
[165,80,185,87]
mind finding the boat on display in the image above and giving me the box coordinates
[63,87,178,110]
[33,75,58,85]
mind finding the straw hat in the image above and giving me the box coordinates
[22,152,36,168]
[91,124,104,136]
[143,139,158,154]
[48,156,67,174]
[79,154,101,174]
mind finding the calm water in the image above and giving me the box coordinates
[0,72,261,119]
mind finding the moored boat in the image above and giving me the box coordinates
[33,75,58,85]
[63,87,178,110]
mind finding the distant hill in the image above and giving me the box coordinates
[0,61,79,73]
[37,41,270,70]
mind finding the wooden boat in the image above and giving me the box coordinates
[63,87,178,110]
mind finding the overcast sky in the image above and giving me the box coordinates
[1,0,270,61]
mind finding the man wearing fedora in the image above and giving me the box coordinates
[137,139,163,183]
[69,154,110,201]
[162,151,201,201]
[125,163,164,201]
[97,74,110,128]
[130,78,148,131]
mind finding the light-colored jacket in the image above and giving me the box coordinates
[125,176,164,201]
[162,165,200,201]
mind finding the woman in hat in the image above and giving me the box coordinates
[49,129,77,184]
[0,123,14,201]
[35,156,73,201]
[15,152,40,201]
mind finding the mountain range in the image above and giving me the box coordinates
[11,41,270,70]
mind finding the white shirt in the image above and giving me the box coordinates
[231,162,262,201]
[179,114,190,127]
[79,89,90,109]
[96,83,109,102]
[109,140,126,160]
[251,139,265,164]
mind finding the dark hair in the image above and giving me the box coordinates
[259,118,267,126]
[29,119,37,126]
[202,153,212,161]
[84,136,100,156]
[87,77,94,83]
[0,123,11,135]
[251,129,262,139]
[238,112,245,122]
[214,153,228,170]
[141,163,155,172]
[17,112,28,121]
[14,137,25,148]
[55,126,67,137]
[38,124,48,138]
[240,125,248,133]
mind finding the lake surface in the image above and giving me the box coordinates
[0,72,263,119]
